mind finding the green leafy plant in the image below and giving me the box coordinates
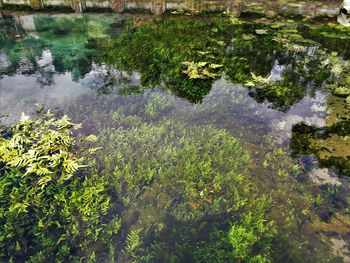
[125,228,143,262]
[182,61,222,79]
[0,112,119,262]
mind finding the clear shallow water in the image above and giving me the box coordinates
[1,12,350,262]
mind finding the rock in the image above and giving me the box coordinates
[309,168,341,186]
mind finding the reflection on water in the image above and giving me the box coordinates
[1,12,350,262]
[0,13,123,123]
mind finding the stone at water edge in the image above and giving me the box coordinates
[338,0,350,26]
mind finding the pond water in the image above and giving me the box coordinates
[1,12,350,262]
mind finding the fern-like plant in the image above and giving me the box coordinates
[0,111,120,262]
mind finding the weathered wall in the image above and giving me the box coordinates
[85,0,112,9]
[0,0,342,16]
[41,0,71,8]
[124,0,153,12]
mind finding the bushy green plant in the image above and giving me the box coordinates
[0,112,119,262]
[194,198,274,263]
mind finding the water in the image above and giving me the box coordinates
[1,12,350,262]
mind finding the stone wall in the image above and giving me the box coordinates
[0,0,342,16]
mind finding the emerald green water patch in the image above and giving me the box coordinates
[0,14,120,79]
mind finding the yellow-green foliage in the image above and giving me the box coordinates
[0,112,119,262]
[182,61,223,79]
[97,118,251,220]
[95,116,275,262]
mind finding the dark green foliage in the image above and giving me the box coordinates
[2,3,33,11]
[299,23,350,59]
[291,119,350,176]
[102,17,337,111]
[104,19,232,103]
[249,84,306,111]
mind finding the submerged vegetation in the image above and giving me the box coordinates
[0,112,275,262]
[100,15,350,177]
[1,109,339,262]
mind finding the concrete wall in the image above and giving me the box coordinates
[0,0,342,16]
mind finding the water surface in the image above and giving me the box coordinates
[1,12,350,262]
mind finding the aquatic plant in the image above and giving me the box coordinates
[144,91,169,117]
[102,17,329,111]
[103,19,231,103]
[193,199,274,263]
[91,114,281,261]
[0,112,119,262]
[245,72,271,87]
[125,228,143,262]
[299,23,350,59]
[291,119,350,177]
[182,61,222,79]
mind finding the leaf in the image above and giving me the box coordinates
[37,175,52,189]
[242,34,255,41]
[197,51,210,55]
[255,29,268,35]
[209,63,223,69]
[197,62,208,67]
[85,135,98,142]
[125,228,142,258]
[245,81,255,87]
[20,112,31,122]
[35,103,44,113]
